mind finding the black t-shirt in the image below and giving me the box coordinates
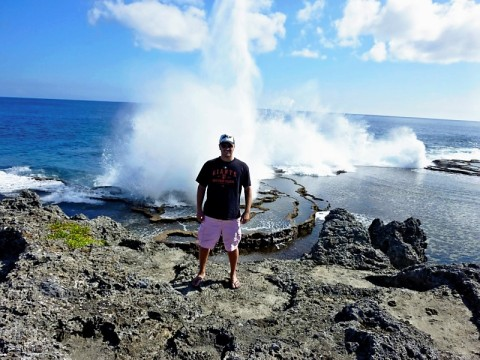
[196,157,251,220]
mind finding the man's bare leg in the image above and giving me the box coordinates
[193,246,210,286]
[227,247,240,288]
[198,246,210,277]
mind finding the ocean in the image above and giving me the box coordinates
[1,96,479,264]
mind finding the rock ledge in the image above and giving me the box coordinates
[1,191,479,359]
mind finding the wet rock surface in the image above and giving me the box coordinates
[1,191,479,359]
[148,177,327,254]
[426,159,480,176]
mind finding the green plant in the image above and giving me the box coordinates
[49,221,105,249]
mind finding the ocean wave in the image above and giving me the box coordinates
[40,188,105,205]
[0,168,64,194]
[5,166,33,175]
[0,167,104,205]
[272,164,350,176]
[426,147,480,162]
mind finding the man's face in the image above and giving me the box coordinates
[219,142,234,157]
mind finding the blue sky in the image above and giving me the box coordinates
[1,0,480,121]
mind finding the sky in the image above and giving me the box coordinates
[1,0,480,121]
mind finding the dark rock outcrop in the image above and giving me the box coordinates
[369,217,428,269]
[308,208,391,270]
[426,159,480,176]
[1,189,42,210]
[309,208,428,271]
[335,298,440,359]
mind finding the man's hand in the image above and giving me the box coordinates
[242,185,252,224]
[240,211,250,224]
[196,184,206,223]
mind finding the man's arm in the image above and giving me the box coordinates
[197,184,206,222]
[241,186,252,224]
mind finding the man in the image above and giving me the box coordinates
[193,134,252,289]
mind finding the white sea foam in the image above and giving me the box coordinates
[0,167,104,205]
[426,147,480,163]
[256,113,428,176]
[153,195,188,208]
[0,169,64,194]
[100,0,429,205]
[6,166,33,175]
[41,188,104,205]
[315,211,329,221]
[314,211,376,227]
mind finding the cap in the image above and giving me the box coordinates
[219,134,235,145]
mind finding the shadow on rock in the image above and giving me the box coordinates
[0,227,26,281]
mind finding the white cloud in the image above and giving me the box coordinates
[297,0,326,22]
[89,0,285,53]
[291,48,322,58]
[293,1,330,57]
[248,0,275,12]
[362,41,387,61]
[172,0,204,5]
[335,0,381,47]
[247,11,286,53]
[88,0,208,52]
[335,0,480,63]
[316,27,334,48]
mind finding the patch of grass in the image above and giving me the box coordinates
[49,221,105,249]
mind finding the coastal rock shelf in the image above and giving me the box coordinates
[1,191,480,358]
[134,177,328,254]
[426,159,480,176]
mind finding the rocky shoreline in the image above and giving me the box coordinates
[425,159,480,176]
[1,191,479,359]
[137,178,326,255]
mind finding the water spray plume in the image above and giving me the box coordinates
[101,0,428,205]
[102,0,267,204]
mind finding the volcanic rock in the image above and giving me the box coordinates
[308,208,391,270]
[334,298,440,359]
[0,191,479,359]
[426,159,480,176]
[367,263,480,329]
[369,217,428,269]
[309,208,428,271]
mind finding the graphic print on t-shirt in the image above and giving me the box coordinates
[211,166,237,186]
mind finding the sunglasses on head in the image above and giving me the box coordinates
[220,142,233,148]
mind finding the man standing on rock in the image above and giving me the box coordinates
[193,134,252,289]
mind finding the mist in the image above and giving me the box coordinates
[100,0,428,205]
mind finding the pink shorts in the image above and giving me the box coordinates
[198,215,241,252]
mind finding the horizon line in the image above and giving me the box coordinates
[0,95,477,123]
